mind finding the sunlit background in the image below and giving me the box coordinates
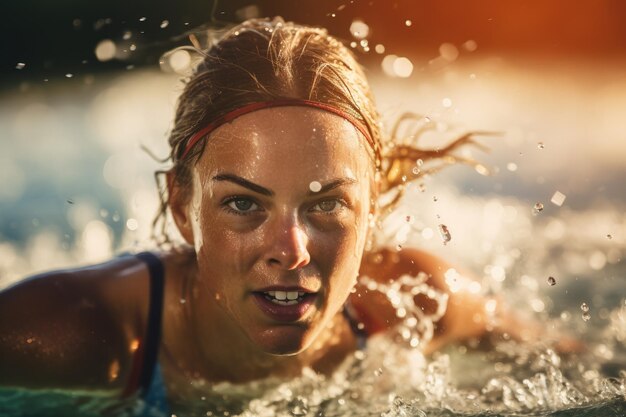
[1,0,624,336]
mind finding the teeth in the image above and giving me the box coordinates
[261,290,309,305]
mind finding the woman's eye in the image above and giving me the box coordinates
[225,198,259,214]
[312,200,341,213]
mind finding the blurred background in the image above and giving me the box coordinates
[0,0,624,334]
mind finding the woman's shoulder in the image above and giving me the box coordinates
[0,248,194,392]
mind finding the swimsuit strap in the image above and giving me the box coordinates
[342,301,368,350]
[121,251,165,398]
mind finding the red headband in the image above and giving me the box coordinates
[180,98,377,163]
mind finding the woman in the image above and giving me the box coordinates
[0,18,529,414]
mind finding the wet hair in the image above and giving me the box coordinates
[153,17,487,244]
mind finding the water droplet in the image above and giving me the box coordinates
[126,218,138,231]
[463,40,478,51]
[551,191,566,207]
[350,19,369,39]
[547,276,556,286]
[309,181,322,192]
[405,19,412,27]
[506,162,518,172]
[16,62,26,70]
[438,224,451,244]
[393,56,413,77]
[532,202,544,215]
[139,17,147,22]
[160,20,169,28]
[65,73,73,78]
[95,39,116,61]
[442,97,452,108]
[123,31,132,40]
[129,44,137,51]
[581,302,589,312]
[537,142,545,149]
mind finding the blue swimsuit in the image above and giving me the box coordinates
[131,252,367,416]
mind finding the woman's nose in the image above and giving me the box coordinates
[266,221,311,270]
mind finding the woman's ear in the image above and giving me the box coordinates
[166,169,195,245]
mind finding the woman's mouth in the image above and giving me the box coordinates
[252,289,318,322]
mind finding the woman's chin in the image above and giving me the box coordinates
[253,325,314,356]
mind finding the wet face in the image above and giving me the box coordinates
[171,107,373,355]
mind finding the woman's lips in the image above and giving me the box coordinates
[251,291,318,322]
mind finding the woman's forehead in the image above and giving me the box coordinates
[195,106,372,176]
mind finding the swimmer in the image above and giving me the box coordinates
[0,18,559,414]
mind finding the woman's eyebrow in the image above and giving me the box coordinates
[211,174,358,197]
[212,173,274,196]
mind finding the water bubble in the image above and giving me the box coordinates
[375,44,385,54]
[405,215,412,223]
[405,19,412,27]
[123,31,132,40]
[65,73,74,78]
[15,62,26,70]
[551,191,566,207]
[442,97,452,108]
[350,41,357,48]
[532,202,544,215]
[418,183,426,192]
[309,181,322,192]
[581,302,589,312]
[112,212,121,222]
[433,196,438,202]
[506,162,518,172]
[160,20,169,28]
[129,44,137,51]
[180,298,186,304]
[438,224,451,244]
[139,17,147,22]
[606,234,612,240]
[396,244,403,251]
[411,167,420,175]
[547,276,556,286]
[374,367,384,377]
[582,312,591,322]
[100,209,109,218]
[537,142,545,149]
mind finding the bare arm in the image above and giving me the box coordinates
[353,247,540,353]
